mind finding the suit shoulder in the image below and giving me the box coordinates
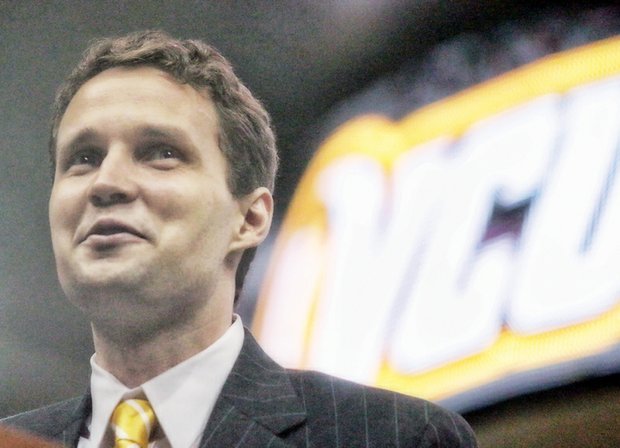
[287,369,478,447]
[0,397,84,440]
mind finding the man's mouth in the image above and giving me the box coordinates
[82,219,147,248]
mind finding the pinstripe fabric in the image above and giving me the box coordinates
[2,329,478,447]
[201,330,477,447]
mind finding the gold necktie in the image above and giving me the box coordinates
[111,399,157,448]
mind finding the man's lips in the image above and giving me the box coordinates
[81,218,147,247]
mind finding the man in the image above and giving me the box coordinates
[2,31,477,447]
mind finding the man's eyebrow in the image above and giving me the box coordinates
[57,127,100,153]
[58,126,190,151]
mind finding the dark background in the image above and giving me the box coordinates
[1,1,618,446]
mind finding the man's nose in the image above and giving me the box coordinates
[88,149,138,207]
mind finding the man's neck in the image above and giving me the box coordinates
[91,304,233,388]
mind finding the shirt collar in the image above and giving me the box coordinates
[88,315,244,448]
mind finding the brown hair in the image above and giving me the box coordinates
[50,30,278,302]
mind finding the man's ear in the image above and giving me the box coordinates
[230,187,274,253]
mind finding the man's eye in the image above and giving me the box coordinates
[141,145,183,167]
[64,150,102,170]
[152,147,178,159]
[74,153,98,164]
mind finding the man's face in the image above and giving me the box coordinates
[49,66,249,325]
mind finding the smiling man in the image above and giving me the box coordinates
[1,31,477,447]
[49,66,254,373]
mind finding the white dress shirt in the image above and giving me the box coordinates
[78,316,244,448]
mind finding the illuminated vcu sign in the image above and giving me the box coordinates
[253,36,620,407]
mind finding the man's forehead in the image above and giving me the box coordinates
[69,66,202,104]
[56,66,219,145]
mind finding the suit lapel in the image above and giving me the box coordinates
[60,393,90,447]
[200,329,306,447]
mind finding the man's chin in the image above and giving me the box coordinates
[60,258,148,289]
[61,270,149,307]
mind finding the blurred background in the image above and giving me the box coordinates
[1,1,619,447]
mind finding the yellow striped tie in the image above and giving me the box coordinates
[111,399,157,448]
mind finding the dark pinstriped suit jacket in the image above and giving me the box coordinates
[2,330,477,447]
